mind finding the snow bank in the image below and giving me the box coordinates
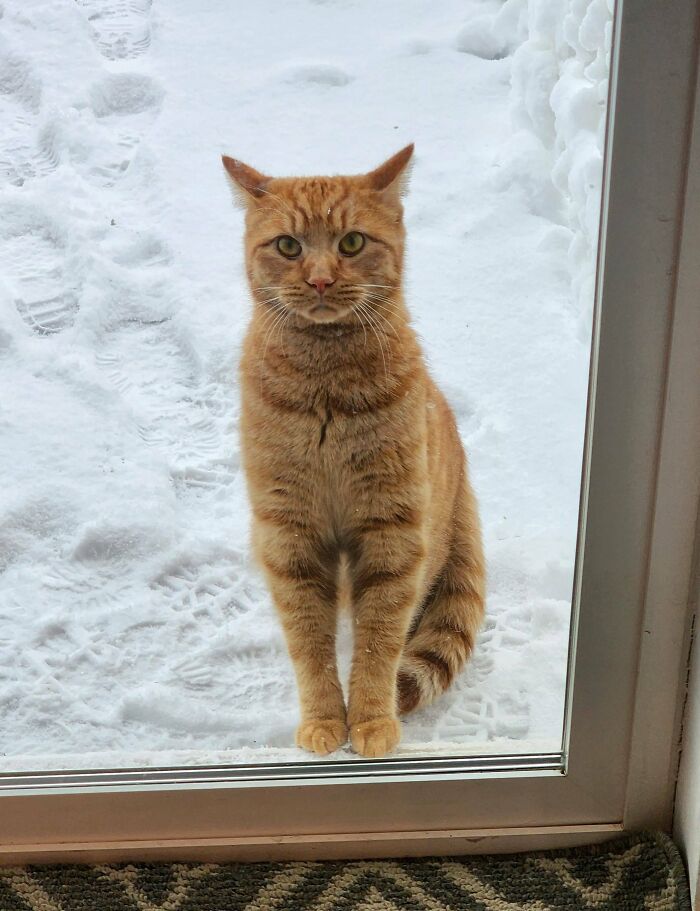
[486,0,613,340]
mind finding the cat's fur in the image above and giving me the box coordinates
[223,145,485,758]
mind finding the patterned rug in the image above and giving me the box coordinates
[0,832,689,910]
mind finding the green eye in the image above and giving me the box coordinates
[338,231,365,256]
[276,235,302,258]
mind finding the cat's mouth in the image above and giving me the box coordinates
[292,298,353,325]
[256,287,357,325]
[305,302,349,323]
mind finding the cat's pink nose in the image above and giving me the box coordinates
[306,277,334,295]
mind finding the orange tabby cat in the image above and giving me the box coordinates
[223,145,485,758]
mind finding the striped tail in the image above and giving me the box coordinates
[397,500,485,714]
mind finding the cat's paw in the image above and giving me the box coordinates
[296,718,348,756]
[350,716,401,758]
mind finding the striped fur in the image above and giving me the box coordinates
[223,146,485,758]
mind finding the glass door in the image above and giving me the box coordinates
[0,0,697,857]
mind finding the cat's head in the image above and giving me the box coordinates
[222,145,413,325]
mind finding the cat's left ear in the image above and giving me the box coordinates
[365,143,414,204]
[221,155,270,207]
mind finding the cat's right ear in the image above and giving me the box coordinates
[221,155,270,207]
[365,143,414,205]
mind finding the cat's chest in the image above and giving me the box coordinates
[244,368,413,477]
[304,406,356,469]
[297,406,378,497]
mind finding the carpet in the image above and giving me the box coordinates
[0,832,689,910]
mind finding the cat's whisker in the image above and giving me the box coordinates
[258,298,285,314]
[357,296,390,385]
[360,287,399,300]
[361,288,397,298]
[353,291,403,312]
[354,301,373,352]
[259,306,289,385]
[257,293,284,309]
[258,290,289,306]
[352,301,369,349]
[359,297,388,339]
[258,304,285,330]
[358,298,404,325]
[257,306,277,325]
[256,309,285,355]
[365,314,390,388]
[365,304,400,341]
[364,297,403,318]
[258,317,287,394]
[362,295,404,320]
[275,308,290,359]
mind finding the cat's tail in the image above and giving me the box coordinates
[397,482,485,714]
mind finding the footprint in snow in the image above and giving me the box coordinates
[0,41,57,187]
[80,127,143,188]
[43,559,133,610]
[151,557,257,618]
[0,40,42,112]
[75,0,153,61]
[494,693,530,738]
[0,120,60,188]
[106,228,171,269]
[437,685,492,739]
[0,205,80,335]
[90,72,164,118]
[95,321,240,494]
[282,64,352,87]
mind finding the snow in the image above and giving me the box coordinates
[0,0,607,771]
[492,0,611,340]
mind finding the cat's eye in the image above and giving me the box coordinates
[338,231,365,256]
[276,235,302,259]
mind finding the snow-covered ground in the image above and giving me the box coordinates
[0,0,606,771]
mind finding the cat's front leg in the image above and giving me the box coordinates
[256,524,346,756]
[347,523,425,758]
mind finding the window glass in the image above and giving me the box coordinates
[0,0,610,771]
